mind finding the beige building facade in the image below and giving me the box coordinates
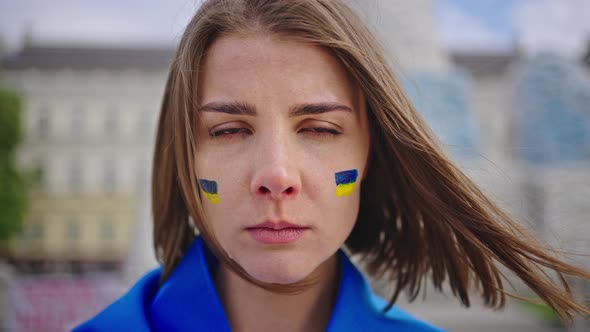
[1,47,171,269]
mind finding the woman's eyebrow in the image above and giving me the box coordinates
[289,102,353,117]
[198,101,353,116]
[199,102,257,115]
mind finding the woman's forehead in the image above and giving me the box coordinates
[198,33,364,111]
[203,34,335,72]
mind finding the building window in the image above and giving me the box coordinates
[19,216,44,245]
[103,159,117,193]
[104,107,118,136]
[100,219,114,241]
[68,159,82,192]
[34,158,46,189]
[136,158,148,193]
[65,218,79,241]
[23,221,44,240]
[137,111,153,138]
[38,105,49,139]
[70,105,85,138]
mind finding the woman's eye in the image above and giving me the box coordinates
[300,127,341,136]
[210,127,250,138]
[208,126,340,140]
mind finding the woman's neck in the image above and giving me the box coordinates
[214,254,340,332]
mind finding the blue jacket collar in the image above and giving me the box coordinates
[75,236,442,331]
[147,236,230,331]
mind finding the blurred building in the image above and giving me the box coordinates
[352,0,449,72]
[0,46,172,272]
[449,49,531,229]
[451,50,521,163]
[513,53,590,268]
[362,2,590,330]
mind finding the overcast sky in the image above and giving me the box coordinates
[436,0,590,57]
[1,0,589,58]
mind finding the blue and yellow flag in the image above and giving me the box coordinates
[335,169,358,197]
[199,179,220,204]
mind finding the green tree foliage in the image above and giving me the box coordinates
[0,88,27,240]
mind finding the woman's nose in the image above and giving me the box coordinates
[250,139,301,201]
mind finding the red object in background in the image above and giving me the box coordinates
[6,274,126,332]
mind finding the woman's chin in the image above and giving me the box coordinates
[233,247,337,286]
[247,267,311,285]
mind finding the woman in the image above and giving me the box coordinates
[75,0,590,331]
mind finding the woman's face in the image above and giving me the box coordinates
[195,34,370,284]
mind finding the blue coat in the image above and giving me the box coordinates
[74,237,444,331]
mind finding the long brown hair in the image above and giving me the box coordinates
[151,0,590,324]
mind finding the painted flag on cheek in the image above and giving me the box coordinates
[198,179,220,204]
[335,169,358,197]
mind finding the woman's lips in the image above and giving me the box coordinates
[246,221,309,244]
